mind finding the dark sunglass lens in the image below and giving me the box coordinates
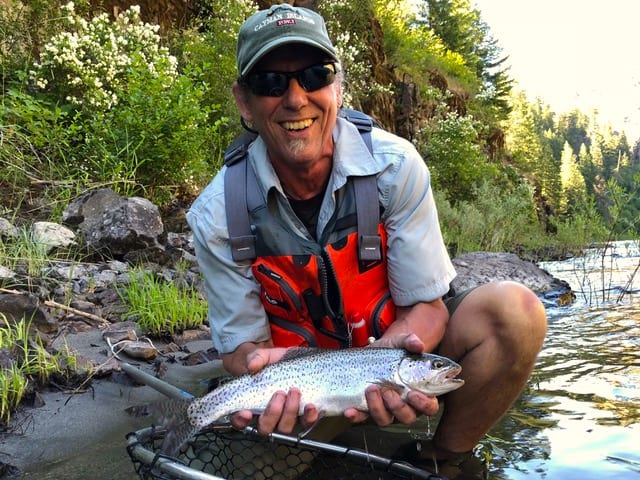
[299,65,336,92]
[249,72,289,97]
[244,64,337,97]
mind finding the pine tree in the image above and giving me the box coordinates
[559,141,587,215]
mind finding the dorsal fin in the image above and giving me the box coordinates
[279,347,325,362]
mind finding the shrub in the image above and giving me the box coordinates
[27,2,223,203]
[420,111,498,203]
[436,180,542,255]
[30,3,177,111]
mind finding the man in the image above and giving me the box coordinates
[187,2,547,463]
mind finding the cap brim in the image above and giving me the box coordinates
[240,36,338,77]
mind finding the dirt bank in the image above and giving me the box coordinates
[0,327,225,479]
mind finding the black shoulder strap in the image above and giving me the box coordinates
[224,158,257,261]
[224,109,381,262]
[338,108,381,262]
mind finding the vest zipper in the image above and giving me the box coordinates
[269,316,317,347]
[317,252,349,346]
[370,291,392,339]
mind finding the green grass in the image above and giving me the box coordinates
[0,317,81,426]
[119,267,207,336]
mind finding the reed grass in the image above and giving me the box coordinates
[0,317,79,425]
[119,267,207,336]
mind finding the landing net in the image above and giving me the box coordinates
[126,424,443,480]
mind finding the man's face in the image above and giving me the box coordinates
[233,44,342,172]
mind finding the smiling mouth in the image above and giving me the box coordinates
[281,119,313,131]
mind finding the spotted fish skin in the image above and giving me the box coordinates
[155,348,463,455]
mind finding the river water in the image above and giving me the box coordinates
[15,241,640,479]
[484,240,640,479]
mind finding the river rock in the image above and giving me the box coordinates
[62,188,166,258]
[0,217,18,239]
[0,292,57,333]
[102,321,141,344]
[451,252,571,295]
[32,222,76,252]
[120,340,158,360]
[0,265,16,280]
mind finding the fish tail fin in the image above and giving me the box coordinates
[151,398,199,456]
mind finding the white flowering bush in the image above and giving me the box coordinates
[24,2,225,202]
[30,2,177,111]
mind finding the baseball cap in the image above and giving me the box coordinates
[237,3,339,77]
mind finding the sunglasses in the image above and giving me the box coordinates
[240,63,339,97]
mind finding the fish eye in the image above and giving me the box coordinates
[433,359,444,369]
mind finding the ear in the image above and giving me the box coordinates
[232,82,253,123]
[335,82,343,108]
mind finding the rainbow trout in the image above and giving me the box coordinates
[154,347,464,455]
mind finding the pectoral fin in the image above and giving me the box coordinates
[370,379,404,394]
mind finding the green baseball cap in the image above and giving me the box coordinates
[237,3,338,77]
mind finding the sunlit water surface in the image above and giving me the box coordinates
[486,241,640,479]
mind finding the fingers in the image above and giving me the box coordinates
[246,347,289,374]
[369,333,424,353]
[360,385,439,426]
[366,385,414,425]
[230,410,253,430]
[400,333,425,354]
[301,403,320,429]
[344,407,369,423]
[406,390,439,416]
[257,388,303,435]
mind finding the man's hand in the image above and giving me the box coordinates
[343,333,440,425]
[226,345,320,435]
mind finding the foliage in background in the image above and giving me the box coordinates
[418,109,499,203]
[319,0,395,109]
[24,3,222,202]
[1,0,639,255]
[0,0,91,90]
[436,181,541,255]
[173,0,255,134]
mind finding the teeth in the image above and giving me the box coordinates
[282,119,313,131]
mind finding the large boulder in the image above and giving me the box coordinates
[451,252,573,304]
[62,188,166,258]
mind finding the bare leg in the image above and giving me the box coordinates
[433,281,547,454]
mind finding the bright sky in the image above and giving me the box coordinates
[472,0,640,142]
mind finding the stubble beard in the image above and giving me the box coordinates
[288,138,307,157]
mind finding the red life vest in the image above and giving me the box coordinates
[251,214,396,348]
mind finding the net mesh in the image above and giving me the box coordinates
[126,425,441,480]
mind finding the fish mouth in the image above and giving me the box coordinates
[434,365,463,385]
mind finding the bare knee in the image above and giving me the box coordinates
[495,281,547,339]
[445,281,547,361]
[483,281,547,363]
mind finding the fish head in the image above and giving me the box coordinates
[397,353,464,396]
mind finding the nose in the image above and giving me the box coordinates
[281,76,308,108]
